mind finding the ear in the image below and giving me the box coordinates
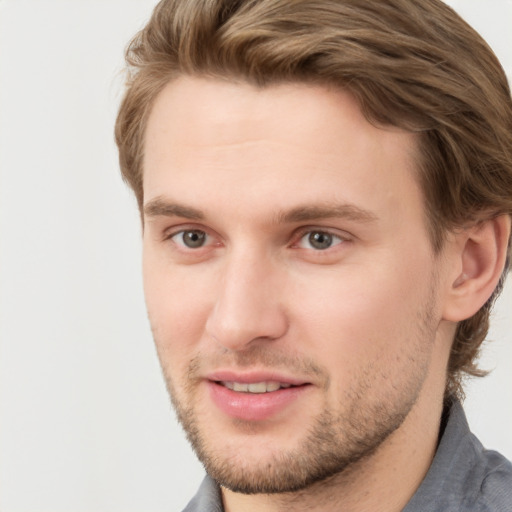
[442,214,511,322]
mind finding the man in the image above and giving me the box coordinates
[115,0,512,510]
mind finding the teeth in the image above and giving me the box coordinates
[233,382,248,392]
[221,381,290,393]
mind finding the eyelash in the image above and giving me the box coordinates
[165,227,215,249]
[164,226,349,253]
[293,229,345,251]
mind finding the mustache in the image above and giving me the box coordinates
[186,344,330,387]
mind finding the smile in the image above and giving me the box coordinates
[220,381,294,393]
[209,379,310,421]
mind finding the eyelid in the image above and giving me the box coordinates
[160,224,210,247]
[171,229,209,249]
[291,226,352,247]
[162,222,208,240]
[158,223,351,254]
[299,232,342,250]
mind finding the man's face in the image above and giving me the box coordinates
[142,77,450,493]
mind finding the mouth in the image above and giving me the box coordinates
[207,376,311,421]
[218,381,296,393]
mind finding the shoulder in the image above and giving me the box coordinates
[404,400,512,512]
[472,448,512,512]
[446,403,512,511]
[181,476,223,512]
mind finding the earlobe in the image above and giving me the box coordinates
[442,214,511,322]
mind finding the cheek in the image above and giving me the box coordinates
[290,257,435,374]
[142,256,213,368]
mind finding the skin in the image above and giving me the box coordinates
[141,76,491,512]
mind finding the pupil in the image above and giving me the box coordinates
[184,230,205,248]
[309,231,332,250]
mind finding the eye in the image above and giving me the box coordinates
[297,230,343,250]
[171,229,209,249]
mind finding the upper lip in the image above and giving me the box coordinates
[206,370,311,387]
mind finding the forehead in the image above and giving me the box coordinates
[143,76,423,228]
[144,76,415,159]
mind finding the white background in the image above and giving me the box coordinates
[0,1,511,511]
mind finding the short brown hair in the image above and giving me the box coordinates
[115,0,512,398]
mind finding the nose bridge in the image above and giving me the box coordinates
[206,245,287,350]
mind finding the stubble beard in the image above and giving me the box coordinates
[171,384,421,495]
[155,286,439,495]
[161,341,433,495]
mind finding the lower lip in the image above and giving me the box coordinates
[208,381,309,422]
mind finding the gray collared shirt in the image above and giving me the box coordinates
[182,401,512,511]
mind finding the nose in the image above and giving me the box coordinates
[205,249,288,351]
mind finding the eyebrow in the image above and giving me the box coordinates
[143,197,204,220]
[143,197,378,224]
[277,204,378,224]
